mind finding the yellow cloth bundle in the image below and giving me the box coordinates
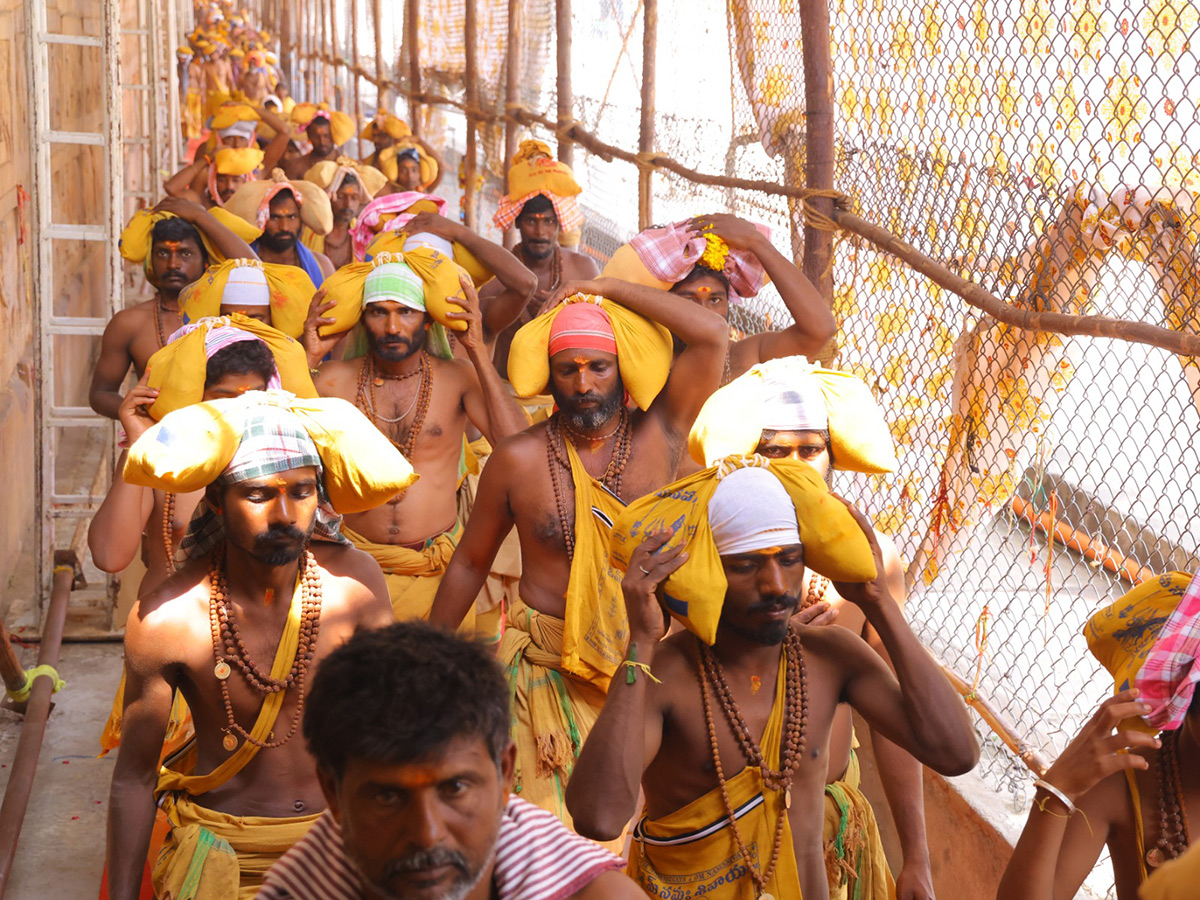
[377,141,439,190]
[124,391,418,514]
[143,313,317,420]
[224,168,334,236]
[319,245,472,337]
[363,229,492,289]
[506,146,582,201]
[209,102,259,131]
[303,155,388,200]
[360,114,411,142]
[213,146,264,176]
[290,101,355,147]
[178,258,316,339]
[689,357,899,473]
[119,208,262,277]
[506,295,673,411]
[610,457,877,644]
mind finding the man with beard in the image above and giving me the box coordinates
[566,461,979,900]
[91,197,258,418]
[231,178,335,285]
[302,158,388,270]
[303,262,528,625]
[283,104,356,180]
[485,141,598,381]
[105,392,404,900]
[428,279,728,835]
[255,622,644,900]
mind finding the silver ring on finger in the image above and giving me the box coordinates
[639,565,652,575]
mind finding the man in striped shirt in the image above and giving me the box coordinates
[257,622,647,900]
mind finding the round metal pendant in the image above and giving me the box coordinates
[214,660,231,681]
[1146,847,1166,868]
[222,733,238,752]
[759,893,776,900]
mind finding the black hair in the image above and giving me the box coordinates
[338,173,360,190]
[151,216,208,266]
[303,622,511,781]
[674,263,730,294]
[516,193,556,222]
[269,187,301,211]
[203,339,276,389]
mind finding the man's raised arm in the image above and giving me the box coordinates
[154,197,257,261]
[566,530,684,840]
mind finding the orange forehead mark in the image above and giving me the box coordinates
[159,241,184,251]
[273,478,288,488]
[572,356,591,366]
[696,285,712,295]
[393,768,440,789]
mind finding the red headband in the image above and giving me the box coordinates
[548,303,617,357]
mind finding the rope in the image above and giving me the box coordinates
[6,664,66,704]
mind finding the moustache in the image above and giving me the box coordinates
[161,269,188,280]
[383,846,469,879]
[253,524,308,546]
[746,594,800,615]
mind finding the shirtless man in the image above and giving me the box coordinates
[200,43,234,99]
[163,105,292,207]
[486,193,599,379]
[251,189,335,283]
[282,113,345,180]
[105,396,397,900]
[238,50,272,105]
[302,263,528,624]
[427,276,727,830]
[315,172,367,270]
[566,468,979,900]
[90,198,257,418]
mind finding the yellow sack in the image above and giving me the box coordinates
[213,146,264,176]
[363,229,492,289]
[124,393,418,513]
[378,141,439,190]
[506,154,582,201]
[143,314,318,419]
[506,296,673,411]
[303,156,388,200]
[319,247,469,339]
[609,457,877,645]
[360,114,411,142]
[688,360,899,473]
[179,258,317,339]
[224,168,334,236]
[119,208,263,277]
[290,102,356,147]
[210,102,259,131]
[600,243,673,291]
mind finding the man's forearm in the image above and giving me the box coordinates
[443,223,536,297]
[91,388,124,419]
[193,209,257,260]
[862,600,977,774]
[467,347,527,442]
[105,778,159,900]
[996,805,1070,900]
[565,637,654,840]
[429,557,491,629]
[752,236,837,353]
[596,278,726,350]
[870,728,931,867]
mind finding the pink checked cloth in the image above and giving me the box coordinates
[1136,567,1200,731]
[493,190,584,233]
[350,191,449,260]
[629,219,771,302]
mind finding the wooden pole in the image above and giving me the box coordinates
[503,0,520,247]
[406,0,422,134]
[555,0,574,168]
[351,0,362,127]
[638,0,657,231]
[799,0,835,314]
[373,0,386,111]
[279,0,292,93]
[330,0,342,110]
[463,0,479,229]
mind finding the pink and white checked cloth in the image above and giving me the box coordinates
[350,191,449,260]
[1135,567,1200,731]
[629,219,771,303]
[493,189,584,233]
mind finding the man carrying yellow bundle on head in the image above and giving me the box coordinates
[224,169,335,285]
[301,156,387,269]
[427,275,729,839]
[297,247,528,632]
[179,257,317,340]
[486,139,600,387]
[565,454,978,900]
[283,102,356,180]
[688,356,930,900]
[103,390,405,900]
[361,112,445,193]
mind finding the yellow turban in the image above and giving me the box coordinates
[179,258,316,339]
[119,207,262,278]
[506,295,673,411]
[213,146,263,176]
[610,457,878,644]
[210,102,259,131]
[143,313,318,420]
[360,114,411,142]
[304,156,388,201]
[689,357,898,473]
[506,142,581,200]
[124,391,418,515]
[363,229,492,291]
[290,102,356,148]
[378,142,438,191]
[224,168,334,236]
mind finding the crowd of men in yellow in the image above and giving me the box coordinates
[83,3,1200,899]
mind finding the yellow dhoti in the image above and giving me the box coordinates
[183,90,203,140]
[153,793,317,900]
[150,575,317,898]
[823,750,895,900]
[628,658,801,898]
[342,521,475,633]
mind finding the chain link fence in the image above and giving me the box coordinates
[264,1,1200,893]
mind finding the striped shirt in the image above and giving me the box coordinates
[255,796,625,900]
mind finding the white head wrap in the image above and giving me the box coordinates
[759,359,828,433]
[218,119,258,144]
[709,467,802,556]
[221,264,270,307]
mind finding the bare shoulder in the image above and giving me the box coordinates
[123,559,209,671]
[490,421,547,469]
[104,301,154,338]
[570,869,646,900]
[798,619,874,661]
[433,355,477,390]
[314,358,361,400]
[311,541,384,588]
[561,248,600,277]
